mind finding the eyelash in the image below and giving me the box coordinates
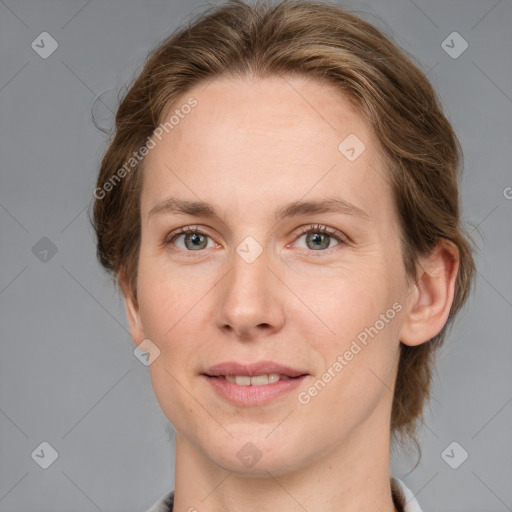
[163,224,347,254]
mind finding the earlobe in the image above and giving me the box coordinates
[126,297,140,328]
[119,268,144,344]
[399,240,459,347]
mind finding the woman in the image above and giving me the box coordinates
[92,1,475,510]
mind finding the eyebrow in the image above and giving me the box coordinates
[148,196,371,223]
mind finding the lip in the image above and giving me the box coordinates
[202,360,309,407]
[204,361,308,378]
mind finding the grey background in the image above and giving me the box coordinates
[0,0,511,510]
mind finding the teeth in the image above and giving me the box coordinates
[268,373,280,384]
[235,376,251,386]
[224,373,287,386]
[250,374,269,386]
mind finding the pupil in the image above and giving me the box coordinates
[308,233,329,250]
[185,233,206,250]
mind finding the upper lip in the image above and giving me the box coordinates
[204,361,308,378]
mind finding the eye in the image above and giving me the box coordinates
[293,224,346,252]
[165,226,215,251]
[163,224,347,253]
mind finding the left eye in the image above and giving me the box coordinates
[165,225,345,252]
[294,225,344,251]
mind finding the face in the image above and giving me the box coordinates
[127,75,413,475]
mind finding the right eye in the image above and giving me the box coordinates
[164,226,216,252]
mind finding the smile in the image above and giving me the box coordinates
[218,374,292,385]
[202,360,309,406]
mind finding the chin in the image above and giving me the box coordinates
[201,428,306,477]
[211,449,302,477]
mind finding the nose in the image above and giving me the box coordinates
[213,244,286,340]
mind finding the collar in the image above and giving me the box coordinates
[392,477,423,512]
[146,476,423,512]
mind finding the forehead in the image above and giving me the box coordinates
[140,75,391,221]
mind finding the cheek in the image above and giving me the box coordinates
[302,310,400,439]
[311,263,393,341]
[136,250,208,338]
[306,263,402,403]
[137,273,207,433]
[135,252,213,351]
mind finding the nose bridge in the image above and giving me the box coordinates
[232,237,269,296]
[214,235,285,337]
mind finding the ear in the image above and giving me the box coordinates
[119,267,145,345]
[399,239,459,347]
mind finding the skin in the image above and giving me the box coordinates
[121,75,459,512]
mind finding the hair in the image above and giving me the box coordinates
[91,0,475,459]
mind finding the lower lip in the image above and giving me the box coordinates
[204,375,308,406]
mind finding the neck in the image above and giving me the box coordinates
[172,399,398,512]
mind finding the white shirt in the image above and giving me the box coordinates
[145,476,423,511]
[394,477,423,511]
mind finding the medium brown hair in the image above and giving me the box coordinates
[91,0,475,454]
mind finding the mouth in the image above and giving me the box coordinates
[206,373,303,386]
[202,361,309,406]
